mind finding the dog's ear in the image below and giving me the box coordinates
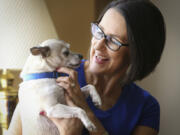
[30,46,50,58]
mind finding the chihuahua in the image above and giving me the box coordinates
[7,39,101,135]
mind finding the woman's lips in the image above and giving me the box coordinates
[95,55,109,64]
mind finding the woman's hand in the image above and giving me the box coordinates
[48,67,107,135]
[49,67,89,135]
[56,67,90,110]
[49,94,83,135]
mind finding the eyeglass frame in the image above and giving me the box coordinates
[91,22,129,51]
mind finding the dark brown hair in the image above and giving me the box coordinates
[97,0,166,84]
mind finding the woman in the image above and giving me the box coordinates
[48,0,166,135]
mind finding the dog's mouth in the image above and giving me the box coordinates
[68,63,81,69]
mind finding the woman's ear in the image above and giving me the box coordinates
[30,46,50,58]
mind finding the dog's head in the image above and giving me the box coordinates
[29,39,83,71]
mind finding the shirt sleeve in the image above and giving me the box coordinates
[137,95,160,132]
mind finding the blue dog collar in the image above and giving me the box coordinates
[22,71,68,81]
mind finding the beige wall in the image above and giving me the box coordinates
[45,0,95,58]
[137,0,180,134]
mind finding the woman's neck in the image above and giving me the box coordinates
[84,61,126,97]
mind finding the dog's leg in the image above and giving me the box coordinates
[7,103,22,135]
[81,84,102,107]
[46,104,96,131]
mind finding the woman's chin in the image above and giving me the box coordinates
[89,65,106,75]
[88,58,109,74]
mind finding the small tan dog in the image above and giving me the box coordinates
[7,39,101,135]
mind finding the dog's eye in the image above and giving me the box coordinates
[63,51,69,56]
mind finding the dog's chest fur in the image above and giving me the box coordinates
[18,79,65,135]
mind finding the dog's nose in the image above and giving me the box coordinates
[78,54,83,59]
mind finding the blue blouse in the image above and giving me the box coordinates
[76,60,160,135]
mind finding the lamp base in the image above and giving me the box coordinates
[0,69,20,135]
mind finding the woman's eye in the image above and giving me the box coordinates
[111,37,121,46]
[63,51,69,56]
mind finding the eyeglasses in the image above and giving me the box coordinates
[91,22,128,51]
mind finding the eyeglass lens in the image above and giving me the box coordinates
[91,23,128,51]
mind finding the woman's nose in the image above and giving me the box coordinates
[93,38,106,51]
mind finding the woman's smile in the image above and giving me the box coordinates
[94,53,109,65]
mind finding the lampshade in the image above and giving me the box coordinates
[0,0,58,69]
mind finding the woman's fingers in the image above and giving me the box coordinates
[56,75,79,94]
[57,81,74,97]
[65,93,76,107]
[56,67,87,109]
[57,67,78,80]
[56,76,75,86]
[56,76,76,88]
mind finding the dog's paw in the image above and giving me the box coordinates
[86,123,96,132]
[93,96,102,107]
[46,107,54,117]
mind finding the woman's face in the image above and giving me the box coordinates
[89,8,130,76]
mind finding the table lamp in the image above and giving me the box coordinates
[0,0,58,134]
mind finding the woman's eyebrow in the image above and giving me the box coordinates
[98,24,127,43]
[110,34,128,44]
